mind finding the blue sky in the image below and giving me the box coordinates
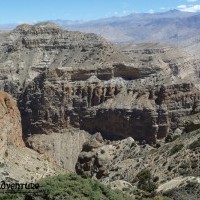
[0,0,200,24]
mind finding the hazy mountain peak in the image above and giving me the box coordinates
[166,9,180,13]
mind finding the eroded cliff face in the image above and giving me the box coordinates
[0,91,24,158]
[0,23,199,146]
[19,69,200,144]
[0,23,200,153]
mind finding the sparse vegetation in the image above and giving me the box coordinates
[0,174,132,200]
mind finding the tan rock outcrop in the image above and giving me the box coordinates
[76,129,200,191]
[0,91,24,158]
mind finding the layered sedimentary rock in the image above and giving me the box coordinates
[0,23,199,146]
[19,69,200,144]
[0,23,128,97]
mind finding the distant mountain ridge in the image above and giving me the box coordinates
[62,10,200,43]
[1,10,200,43]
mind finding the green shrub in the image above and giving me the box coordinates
[136,169,158,193]
[170,144,184,155]
[0,163,5,168]
[189,137,200,150]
